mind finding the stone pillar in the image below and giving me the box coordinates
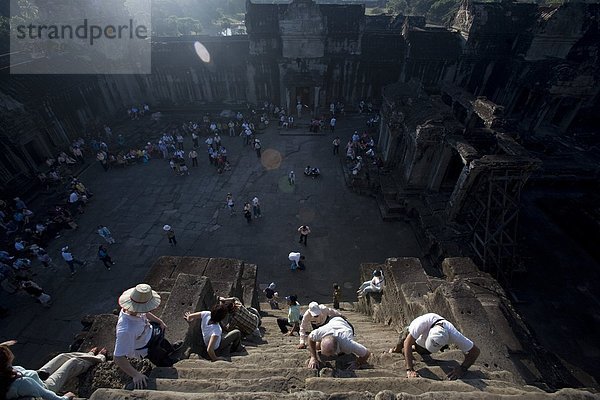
[428,145,455,191]
[403,123,445,189]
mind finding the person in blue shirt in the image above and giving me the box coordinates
[1,340,106,399]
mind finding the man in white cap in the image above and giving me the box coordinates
[389,313,480,380]
[307,316,370,370]
[297,302,343,349]
[114,284,183,389]
[163,225,176,246]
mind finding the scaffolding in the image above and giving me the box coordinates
[465,167,534,285]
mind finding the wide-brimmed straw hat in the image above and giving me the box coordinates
[163,225,171,231]
[118,284,161,313]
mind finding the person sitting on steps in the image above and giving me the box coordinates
[1,339,107,400]
[184,304,244,362]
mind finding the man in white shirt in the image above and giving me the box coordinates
[298,302,343,349]
[389,313,480,380]
[288,252,305,270]
[114,284,182,389]
[307,317,370,370]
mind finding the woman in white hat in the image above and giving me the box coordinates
[113,284,182,389]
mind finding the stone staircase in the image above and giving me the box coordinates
[86,302,595,399]
[76,255,598,399]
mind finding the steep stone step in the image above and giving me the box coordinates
[150,366,317,380]
[89,389,330,400]
[304,377,546,396]
[175,357,308,369]
[87,388,600,400]
[153,376,304,393]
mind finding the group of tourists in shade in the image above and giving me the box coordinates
[0,171,121,311]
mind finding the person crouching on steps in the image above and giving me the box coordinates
[184,304,243,362]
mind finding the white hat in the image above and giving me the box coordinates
[163,225,171,231]
[268,282,276,290]
[118,284,161,313]
[61,246,69,252]
[425,324,449,353]
[308,301,321,317]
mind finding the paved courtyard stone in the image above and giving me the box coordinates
[1,114,422,367]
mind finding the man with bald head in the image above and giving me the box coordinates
[307,317,370,370]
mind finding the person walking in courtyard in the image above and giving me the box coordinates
[333,137,341,155]
[97,225,116,244]
[288,170,296,186]
[254,138,262,158]
[298,225,311,246]
[330,116,336,132]
[228,121,235,137]
[189,149,198,167]
[61,246,86,276]
[243,203,252,224]
[163,225,177,246]
[98,245,115,270]
[226,193,235,215]
[252,196,261,218]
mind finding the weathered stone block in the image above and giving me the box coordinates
[442,257,481,280]
[77,314,118,354]
[173,257,210,277]
[144,256,180,290]
[203,258,243,297]
[210,280,235,298]
[385,257,430,288]
[240,263,259,309]
[158,274,215,345]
